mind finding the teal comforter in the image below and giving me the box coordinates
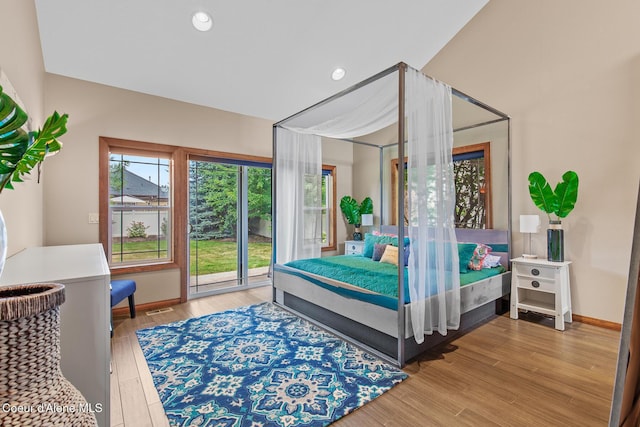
[279,255,505,310]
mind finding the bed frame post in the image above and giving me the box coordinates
[272,124,278,303]
[397,63,407,367]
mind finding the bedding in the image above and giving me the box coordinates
[279,255,505,310]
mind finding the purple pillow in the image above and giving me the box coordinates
[372,243,388,261]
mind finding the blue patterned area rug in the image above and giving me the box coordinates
[136,302,408,427]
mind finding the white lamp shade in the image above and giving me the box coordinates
[361,214,374,226]
[520,215,540,233]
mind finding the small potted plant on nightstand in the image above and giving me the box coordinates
[528,170,579,262]
[339,196,373,241]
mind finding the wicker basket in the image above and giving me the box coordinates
[0,283,98,427]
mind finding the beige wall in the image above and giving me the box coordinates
[42,75,273,305]
[425,0,640,322]
[0,0,46,255]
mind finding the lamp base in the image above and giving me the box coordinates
[522,253,538,259]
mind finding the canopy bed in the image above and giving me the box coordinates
[271,62,511,367]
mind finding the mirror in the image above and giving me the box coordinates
[346,94,510,232]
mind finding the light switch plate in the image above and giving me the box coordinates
[88,213,99,224]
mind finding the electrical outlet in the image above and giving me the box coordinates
[88,213,99,224]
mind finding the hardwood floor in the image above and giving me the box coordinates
[110,286,620,426]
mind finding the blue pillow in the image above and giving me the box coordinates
[403,245,410,266]
[372,243,388,261]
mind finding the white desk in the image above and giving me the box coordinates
[0,244,111,427]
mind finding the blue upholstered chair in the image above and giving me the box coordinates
[110,280,136,337]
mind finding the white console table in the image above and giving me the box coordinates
[0,244,111,427]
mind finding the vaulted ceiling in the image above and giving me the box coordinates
[35,0,488,121]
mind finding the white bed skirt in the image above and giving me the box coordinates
[273,265,510,340]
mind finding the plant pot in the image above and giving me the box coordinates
[0,283,98,426]
[353,224,362,241]
[547,220,564,262]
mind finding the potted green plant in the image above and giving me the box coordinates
[527,170,579,261]
[0,84,69,274]
[339,195,373,241]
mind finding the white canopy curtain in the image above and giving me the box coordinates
[406,68,459,342]
[274,64,459,343]
[282,71,399,139]
[274,128,323,264]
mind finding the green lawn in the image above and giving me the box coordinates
[190,240,272,274]
[112,239,271,275]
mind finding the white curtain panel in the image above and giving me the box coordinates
[275,128,323,264]
[406,68,459,342]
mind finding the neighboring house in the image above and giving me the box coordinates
[110,169,169,238]
[110,168,169,206]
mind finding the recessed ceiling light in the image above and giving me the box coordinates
[331,68,346,81]
[192,11,213,32]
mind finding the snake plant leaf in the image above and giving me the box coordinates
[340,196,360,225]
[554,170,579,218]
[360,197,373,215]
[528,171,559,216]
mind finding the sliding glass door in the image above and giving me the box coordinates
[188,157,271,297]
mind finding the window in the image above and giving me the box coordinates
[99,137,180,272]
[391,142,492,228]
[321,165,337,251]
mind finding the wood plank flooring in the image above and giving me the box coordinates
[110,286,620,426]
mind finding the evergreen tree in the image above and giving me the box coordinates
[189,162,271,240]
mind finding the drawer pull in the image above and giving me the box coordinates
[531,268,540,276]
[531,280,540,288]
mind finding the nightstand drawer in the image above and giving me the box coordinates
[515,276,556,293]
[344,240,364,255]
[513,263,556,280]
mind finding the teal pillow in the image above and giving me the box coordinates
[363,233,411,258]
[457,243,478,274]
[363,233,397,258]
[422,241,476,273]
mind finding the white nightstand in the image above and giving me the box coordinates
[344,240,365,255]
[510,257,573,331]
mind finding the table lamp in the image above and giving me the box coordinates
[520,214,540,259]
[361,213,374,231]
